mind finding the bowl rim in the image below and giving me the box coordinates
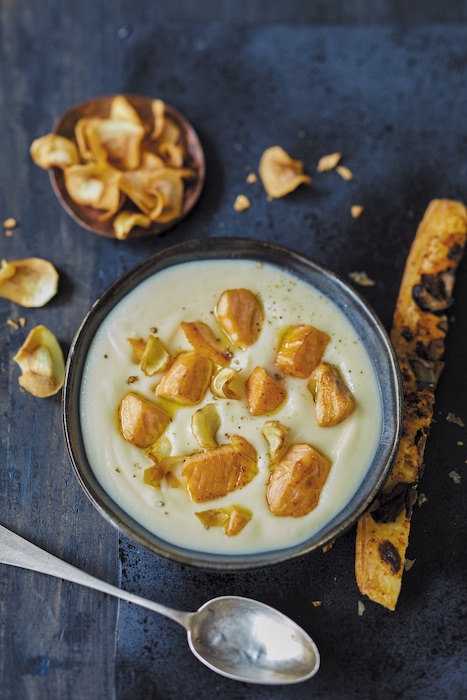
[62,237,403,570]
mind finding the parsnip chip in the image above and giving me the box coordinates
[13,325,65,398]
[113,211,152,240]
[158,142,185,169]
[262,420,290,463]
[30,134,80,169]
[191,403,220,450]
[127,337,147,362]
[147,169,184,223]
[119,170,164,216]
[140,335,170,375]
[109,96,144,127]
[154,117,181,146]
[74,118,107,163]
[211,367,241,399]
[0,258,58,308]
[195,505,252,536]
[92,119,145,171]
[150,99,165,140]
[259,146,311,198]
[65,163,122,213]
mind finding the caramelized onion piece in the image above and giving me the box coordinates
[0,258,58,308]
[13,325,65,398]
[259,146,311,198]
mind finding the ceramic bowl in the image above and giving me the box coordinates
[49,94,205,239]
[63,238,403,570]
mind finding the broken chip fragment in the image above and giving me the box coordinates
[259,146,311,198]
[13,325,65,398]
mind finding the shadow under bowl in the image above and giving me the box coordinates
[62,237,403,570]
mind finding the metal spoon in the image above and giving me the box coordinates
[0,524,320,685]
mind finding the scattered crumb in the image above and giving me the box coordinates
[4,229,14,237]
[446,412,465,427]
[457,441,464,446]
[417,492,428,507]
[126,375,138,384]
[246,172,257,184]
[351,205,364,219]
[256,262,263,269]
[317,152,342,172]
[233,194,251,212]
[3,217,18,229]
[312,600,322,607]
[449,470,461,484]
[6,319,19,330]
[322,540,335,553]
[358,600,365,616]
[336,165,353,180]
[404,558,416,571]
[349,271,375,287]
[19,317,26,327]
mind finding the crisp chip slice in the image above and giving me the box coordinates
[158,142,185,169]
[195,505,252,536]
[13,325,65,398]
[191,403,220,449]
[119,170,165,217]
[153,116,181,146]
[140,335,171,375]
[211,367,241,399]
[30,134,80,170]
[262,420,290,464]
[109,96,144,127]
[127,337,147,362]
[150,99,165,140]
[64,162,122,213]
[91,118,145,170]
[259,146,311,198]
[113,211,152,240]
[147,169,185,223]
[0,258,58,308]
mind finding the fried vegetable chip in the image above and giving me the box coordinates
[191,403,220,450]
[0,258,58,308]
[259,146,311,198]
[30,134,80,169]
[13,325,65,398]
[64,162,122,214]
[114,211,152,240]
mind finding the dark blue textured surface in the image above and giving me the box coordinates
[1,20,466,700]
[111,25,467,700]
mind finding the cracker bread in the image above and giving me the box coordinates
[355,199,467,610]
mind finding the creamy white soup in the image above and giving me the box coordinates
[80,259,382,554]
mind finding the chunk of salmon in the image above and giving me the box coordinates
[216,288,263,349]
[156,351,213,405]
[181,321,232,366]
[275,324,330,378]
[246,366,287,416]
[266,443,331,517]
[309,362,356,427]
[119,391,171,448]
[182,435,258,502]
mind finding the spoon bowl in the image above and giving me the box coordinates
[0,524,319,685]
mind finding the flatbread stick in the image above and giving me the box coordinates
[355,199,467,610]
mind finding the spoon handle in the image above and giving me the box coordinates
[0,524,192,629]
